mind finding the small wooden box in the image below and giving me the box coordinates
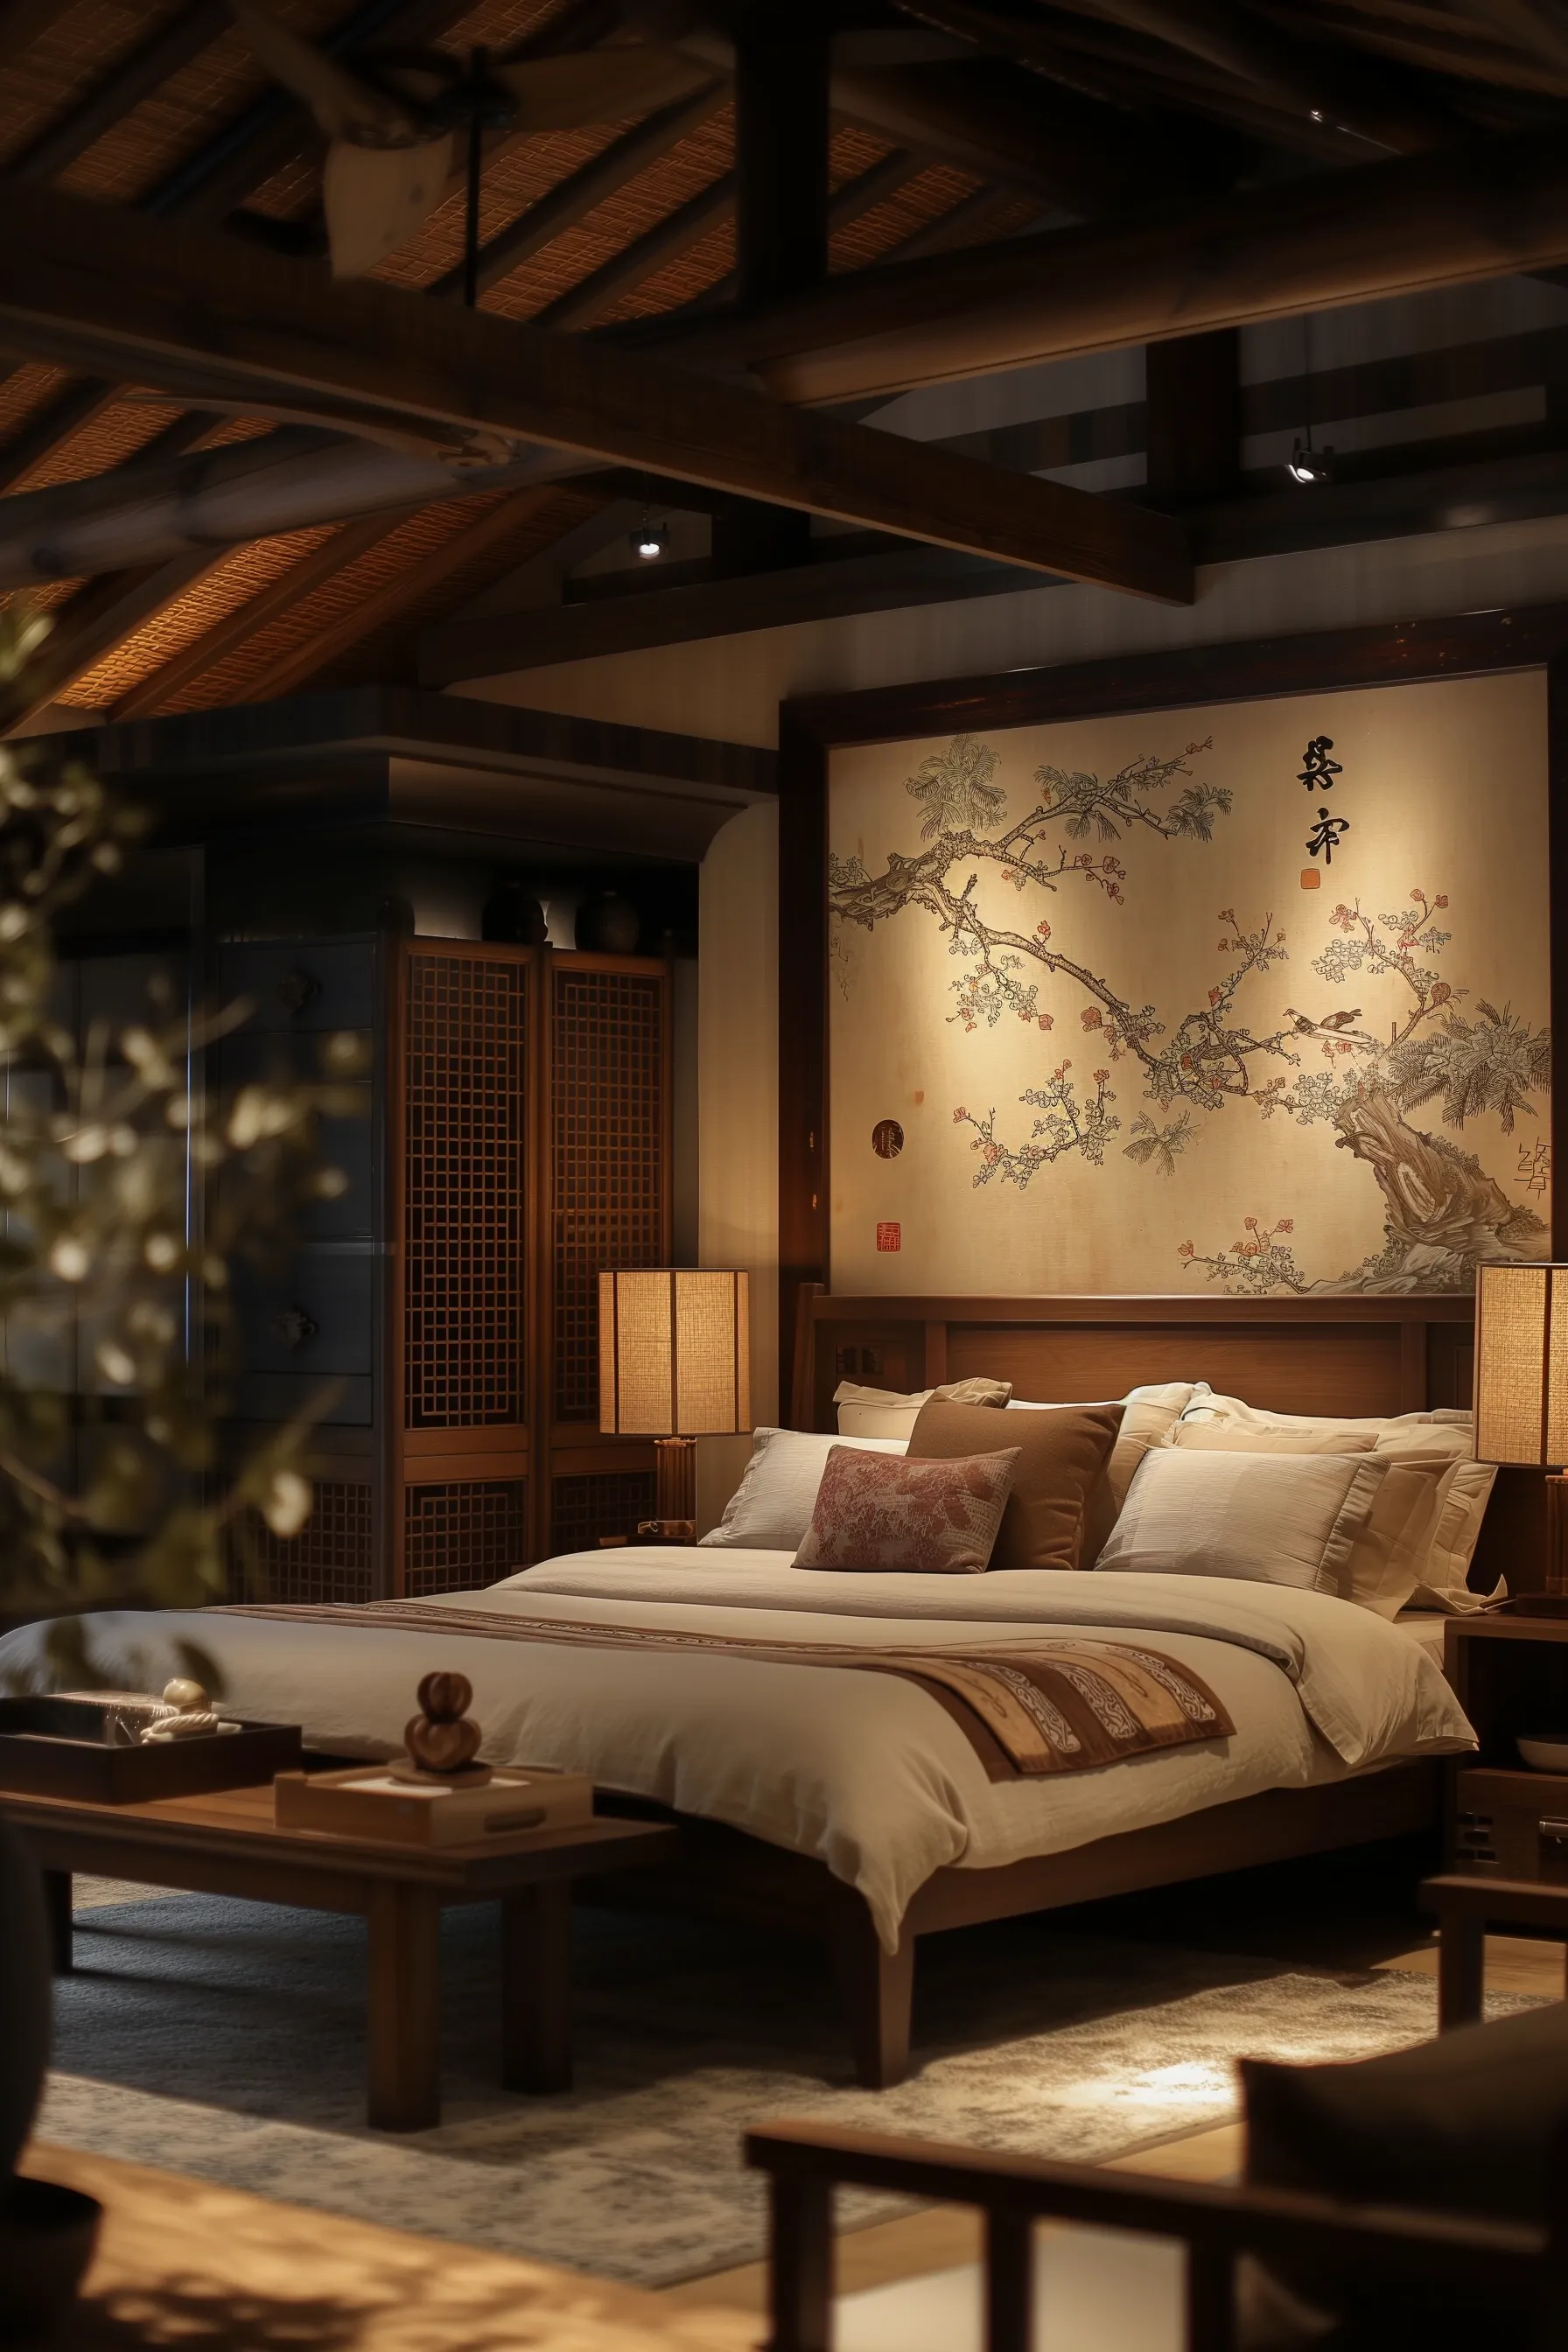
[273,1763,595,1849]
[0,1695,301,1802]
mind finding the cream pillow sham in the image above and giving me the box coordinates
[835,1376,1012,1438]
[701,1428,906,1550]
[1171,1393,1497,1611]
[1097,1446,1450,1616]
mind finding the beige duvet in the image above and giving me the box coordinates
[0,1553,1475,1948]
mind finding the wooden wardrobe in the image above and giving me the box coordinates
[220,933,672,1600]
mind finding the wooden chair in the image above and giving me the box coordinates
[746,2118,1567,2352]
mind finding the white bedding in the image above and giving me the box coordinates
[0,1551,1475,1949]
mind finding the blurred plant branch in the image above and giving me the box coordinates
[0,603,364,1664]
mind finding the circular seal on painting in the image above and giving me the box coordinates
[872,1119,905,1159]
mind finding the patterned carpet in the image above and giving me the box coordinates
[37,1886,1532,2287]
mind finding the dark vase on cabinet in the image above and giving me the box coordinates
[218,935,671,1601]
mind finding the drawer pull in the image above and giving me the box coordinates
[1539,1819,1568,1841]
[270,1307,319,1349]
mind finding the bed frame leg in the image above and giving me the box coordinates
[830,1906,914,2089]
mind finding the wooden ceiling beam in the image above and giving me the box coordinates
[0,183,1193,601]
[829,54,1222,210]
[615,122,1568,404]
[1046,0,1457,152]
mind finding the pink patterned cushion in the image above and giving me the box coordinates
[793,1444,1020,1574]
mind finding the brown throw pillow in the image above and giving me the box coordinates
[793,1445,1019,1574]
[907,1397,1124,1572]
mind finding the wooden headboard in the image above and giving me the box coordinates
[792,1287,1537,1597]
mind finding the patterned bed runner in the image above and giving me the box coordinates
[214,1601,1235,1782]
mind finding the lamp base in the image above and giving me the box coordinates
[647,1435,696,1540]
[1548,1474,1568,1598]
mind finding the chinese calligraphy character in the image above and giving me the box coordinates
[1298,735,1342,790]
[1306,807,1349,864]
[1518,1140,1551,1198]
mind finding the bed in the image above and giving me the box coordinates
[0,1291,1520,2089]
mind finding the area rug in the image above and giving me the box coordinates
[38,1888,1535,2287]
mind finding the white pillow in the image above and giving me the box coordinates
[700,1427,906,1550]
[1096,1446,1450,1616]
[1178,1392,1473,1449]
[1171,1393,1499,1610]
[835,1376,1012,1438]
[1012,1380,1208,1513]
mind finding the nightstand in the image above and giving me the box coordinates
[1446,1608,1568,1880]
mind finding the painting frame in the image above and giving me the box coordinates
[777,600,1568,1403]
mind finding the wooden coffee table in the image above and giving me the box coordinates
[2,1782,678,2132]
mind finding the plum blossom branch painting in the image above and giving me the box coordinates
[827,677,1550,1297]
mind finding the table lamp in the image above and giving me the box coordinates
[598,1268,752,1539]
[1474,1262,1568,1597]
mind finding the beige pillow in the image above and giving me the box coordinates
[836,1376,1012,1439]
[1098,1447,1448,1617]
[1172,1424,1376,1457]
[1179,1393,1473,1451]
[1011,1380,1208,1518]
[1173,1395,1499,1609]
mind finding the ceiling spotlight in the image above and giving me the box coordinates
[1286,438,1334,486]
[632,514,668,560]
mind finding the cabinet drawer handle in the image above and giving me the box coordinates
[1539,1819,1568,1841]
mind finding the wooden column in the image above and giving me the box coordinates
[717,0,830,578]
[1145,329,1242,505]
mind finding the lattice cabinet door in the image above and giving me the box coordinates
[392,941,534,1595]
[541,954,671,1560]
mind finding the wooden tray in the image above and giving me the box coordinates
[0,1696,301,1802]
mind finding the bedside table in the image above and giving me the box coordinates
[1446,1610,1568,1880]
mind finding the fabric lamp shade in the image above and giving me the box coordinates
[1474,1263,1568,1468]
[598,1269,751,1437]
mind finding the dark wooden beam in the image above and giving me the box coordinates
[830,53,1226,213]
[419,541,1029,682]
[1145,329,1242,504]
[718,2,830,577]
[420,441,1568,682]
[0,185,1190,599]
[1060,0,1456,152]
[617,122,1568,404]
[736,4,830,305]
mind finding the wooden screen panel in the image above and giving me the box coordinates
[228,1479,374,1604]
[551,966,668,1424]
[403,1479,527,1596]
[404,951,526,1430]
[550,1470,657,1555]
